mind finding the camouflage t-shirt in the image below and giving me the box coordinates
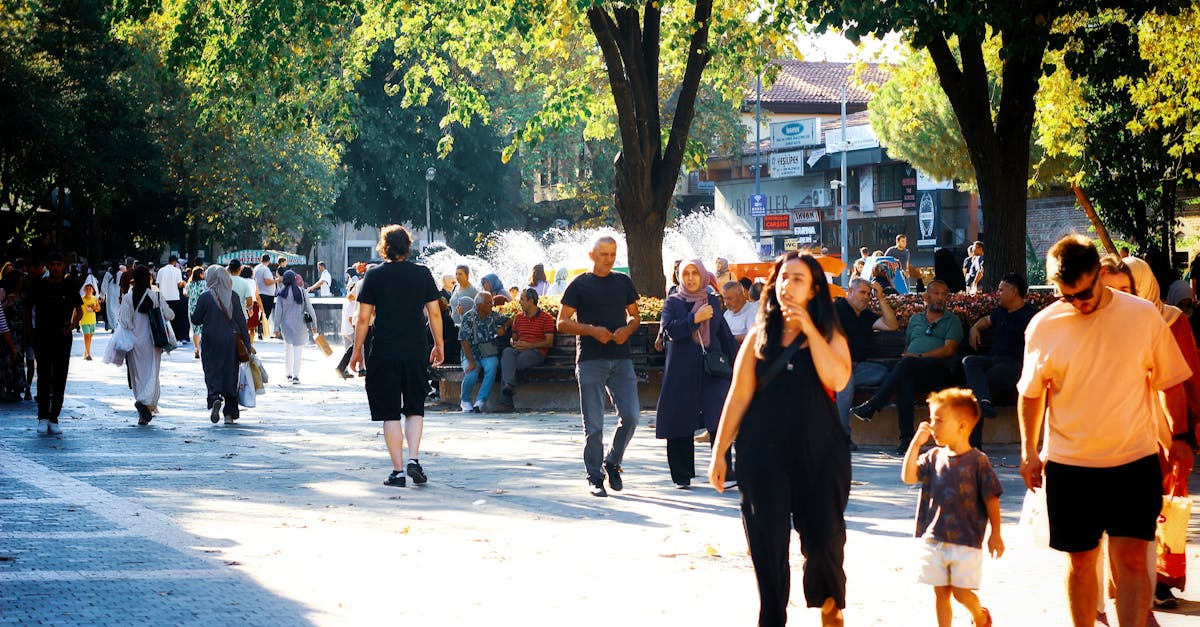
[915,448,1003,548]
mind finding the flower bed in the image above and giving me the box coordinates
[497,294,665,323]
[499,291,1057,329]
[872,292,1059,330]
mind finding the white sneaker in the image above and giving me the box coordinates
[36,419,49,434]
[47,422,62,435]
[460,401,473,412]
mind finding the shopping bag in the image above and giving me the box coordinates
[313,332,333,357]
[1018,488,1051,550]
[237,362,256,408]
[249,354,267,392]
[101,334,126,366]
[112,325,135,353]
[248,355,265,394]
[1156,493,1191,589]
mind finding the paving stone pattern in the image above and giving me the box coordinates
[1,334,1198,625]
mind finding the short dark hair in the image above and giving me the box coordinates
[168,254,178,263]
[317,261,326,268]
[261,253,271,262]
[456,264,469,275]
[896,234,906,244]
[738,277,753,291]
[277,256,287,264]
[227,259,242,272]
[1047,235,1099,286]
[1000,272,1028,297]
[377,224,412,261]
[521,288,540,304]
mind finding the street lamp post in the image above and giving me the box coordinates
[424,167,436,249]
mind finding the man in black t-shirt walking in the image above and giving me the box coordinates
[25,252,83,435]
[350,226,444,488]
[557,236,641,497]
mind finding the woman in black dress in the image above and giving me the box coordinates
[709,251,852,627]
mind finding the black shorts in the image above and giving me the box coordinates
[1045,454,1162,553]
[365,350,429,420]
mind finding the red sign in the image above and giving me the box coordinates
[762,213,791,231]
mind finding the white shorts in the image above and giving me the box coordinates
[918,539,983,589]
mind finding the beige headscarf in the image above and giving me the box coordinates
[205,264,234,319]
[1124,256,1182,325]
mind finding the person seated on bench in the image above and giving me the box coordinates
[497,288,556,412]
[721,281,757,346]
[962,273,1037,448]
[851,280,964,452]
[834,277,900,451]
[458,292,508,413]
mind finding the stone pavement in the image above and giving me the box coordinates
[2,333,1199,626]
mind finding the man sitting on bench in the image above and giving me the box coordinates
[498,288,556,412]
[851,280,964,452]
[962,272,1037,448]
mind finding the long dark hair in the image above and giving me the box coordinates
[528,263,548,287]
[754,251,841,361]
[131,265,154,313]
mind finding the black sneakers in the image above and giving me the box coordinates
[850,402,876,422]
[978,399,998,419]
[210,398,222,424]
[135,402,153,426]
[383,471,407,487]
[588,480,607,497]
[406,461,427,485]
[1154,583,1179,609]
[604,463,623,492]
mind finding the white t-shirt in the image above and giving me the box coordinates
[1017,290,1192,467]
[316,269,332,297]
[231,276,254,317]
[724,302,758,338]
[156,264,182,301]
[253,263,276,297]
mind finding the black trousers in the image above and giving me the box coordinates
[866,356,954,444]
[739,439,849,626]
[259,296,275,338]
[337,326,373,372]
[33,335,72,422]
[666,430,732,485]
[167,299,189,342]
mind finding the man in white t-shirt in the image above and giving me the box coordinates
[1018,235,1192,626]
[226,259,254,318]
[720,281,756,345]
[308,261,332,298]
[252,253,277,338]
[156,255,188,344]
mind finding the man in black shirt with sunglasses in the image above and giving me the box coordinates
[851,279,964,451]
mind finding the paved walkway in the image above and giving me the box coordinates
[2,334,1199,625]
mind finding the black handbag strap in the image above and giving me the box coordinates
[756,341,800,393]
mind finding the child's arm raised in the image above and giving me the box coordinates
[901,421,934,484]
[985,495,1004,558]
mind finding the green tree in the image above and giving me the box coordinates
[801,0,1185,288]
[368,0,789,295]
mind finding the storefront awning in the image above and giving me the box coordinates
[215,249,307,265]
[807,147,890,171]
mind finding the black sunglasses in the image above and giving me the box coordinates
[925,318,939,336]
[1059,273,1100,303]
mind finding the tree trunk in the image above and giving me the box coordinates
[975,171,1027,291]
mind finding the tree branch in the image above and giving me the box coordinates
[658,0,713,204]
[587,7,646,178]
[611,6,654,162]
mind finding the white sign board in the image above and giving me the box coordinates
[770,118,821,150]
[769,150,806,178]
[792,209,821,224]
[824,125,880,152]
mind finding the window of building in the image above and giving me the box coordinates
[846,168,860,205]
[877,164,905,202]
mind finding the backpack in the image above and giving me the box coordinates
[329,278,345,297]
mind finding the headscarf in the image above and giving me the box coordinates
[553,268,568,285]
[1124,256,1182,325]
[481,273,504,296]
[677,259,714,348]
[279,270,303,304]
[205,264,234,318]
[1166,280,1194,307]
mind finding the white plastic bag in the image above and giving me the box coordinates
[101,335,126,366]
[1018,487,1050,550]
[112,325,135,352]
[237,362,256,408]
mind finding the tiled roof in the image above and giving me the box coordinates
[822,109,872,131]
[748,60,891,107]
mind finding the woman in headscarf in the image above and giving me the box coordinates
[275,269,318,384]
[714,257,735,288]
[547,268,570,296]
[119,265,174,425]
[191,264,251,424]
[656,259,737,489]
[1122,257,1200,607]
[100,262,121,332]
[481,273,508,306]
